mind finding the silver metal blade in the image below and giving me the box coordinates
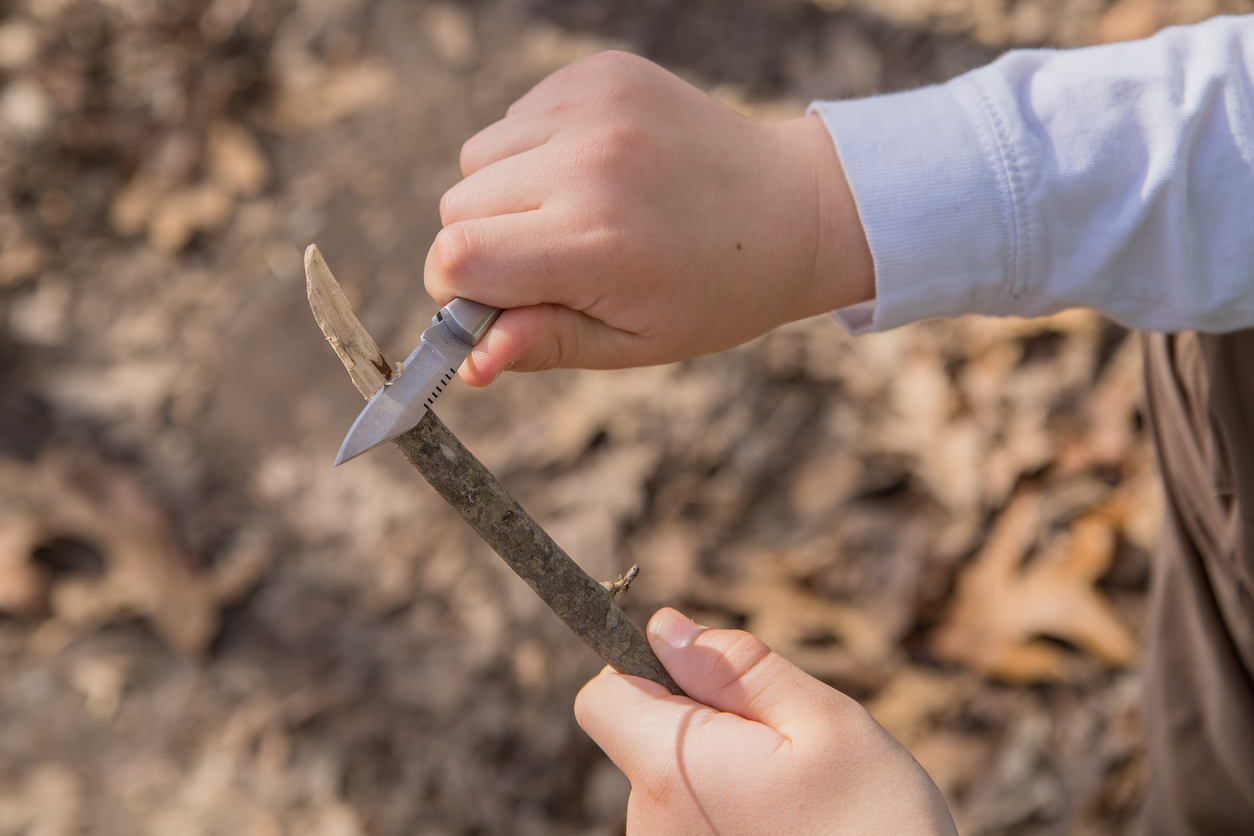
[334,321,473,465]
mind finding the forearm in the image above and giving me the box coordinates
[814,15,1254,334]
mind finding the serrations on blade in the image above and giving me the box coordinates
[424,369,457,407]
[336,327,470,466]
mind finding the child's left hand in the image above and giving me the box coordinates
[575,608,957,835]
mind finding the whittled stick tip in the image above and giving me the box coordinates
[305,243,393,400]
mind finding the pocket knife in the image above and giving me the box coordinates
[334,298,501,465]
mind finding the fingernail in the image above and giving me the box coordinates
[652,609,704,649]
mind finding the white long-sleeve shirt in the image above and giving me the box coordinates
[811,15,1254,335]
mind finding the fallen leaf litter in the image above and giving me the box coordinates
[0,0,1233,832]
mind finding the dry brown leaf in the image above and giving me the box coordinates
[0,763,82,836]
[8,274,71,345]
[910,731,997,802]
[67,654,133,720]
[147,183,234,252]
[0,512,50,617]
[788,447,863,520]
[0,238,51,286]
[1058,335,1144,473]
[625,524,702,602]
[931,489,1137,682]
[268,56,395,133]
[862,670,996,798]
[0,78,53,140]
[0,455,271,655]
[1093,0,1162,42]
[424,4,478,68]
[723,554,897,687]
[207,120,269,197]
[109,133,205,241]
[109,175,166,237]
[873,350,986,514]
[539,443,660,581]
[865,666,976,742]
[0,20,41,71]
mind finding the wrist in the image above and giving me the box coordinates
[772,113,875,320]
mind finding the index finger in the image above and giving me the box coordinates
[459,110,559,177]
[461,50,643,175]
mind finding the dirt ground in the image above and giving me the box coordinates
[1,0,1250,833]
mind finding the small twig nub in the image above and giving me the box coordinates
[601,564,640,598]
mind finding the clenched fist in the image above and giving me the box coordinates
[425,51,874,384]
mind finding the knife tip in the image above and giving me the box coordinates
[335,427,385,466]
[333,438,362,467]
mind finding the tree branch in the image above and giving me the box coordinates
[306,245,682,696]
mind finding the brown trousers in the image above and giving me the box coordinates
[1139,331,1254,834]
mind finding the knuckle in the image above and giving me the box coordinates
[723,632,773,675]
[458,135,482,176]
[703,631,772,698]
[429,224,474,280]
[536,332,566,372]
[571,123,644,179]
[521,51,645,120]
[599,122,643,158]
[438,189,459,225]
[585,49,643,77]
[546,308,585,371]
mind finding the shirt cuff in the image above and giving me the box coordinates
[810,78,1022,334]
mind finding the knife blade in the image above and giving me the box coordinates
[334,298,501,466]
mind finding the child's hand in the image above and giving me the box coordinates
[425,51,874,385]
[575,608,956,835]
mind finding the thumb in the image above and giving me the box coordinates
[647,608,852,740]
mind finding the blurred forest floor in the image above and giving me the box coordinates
[1,0,1250,833]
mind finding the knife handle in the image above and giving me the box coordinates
[435,298,502,346]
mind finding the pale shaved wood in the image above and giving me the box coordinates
[305,243,394,399]
[305,246,682,696]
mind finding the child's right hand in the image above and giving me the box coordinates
[576,609,957,835]
[424,51,874,385]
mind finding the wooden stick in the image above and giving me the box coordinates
[306,245,682,696]
[305,244,397,398]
